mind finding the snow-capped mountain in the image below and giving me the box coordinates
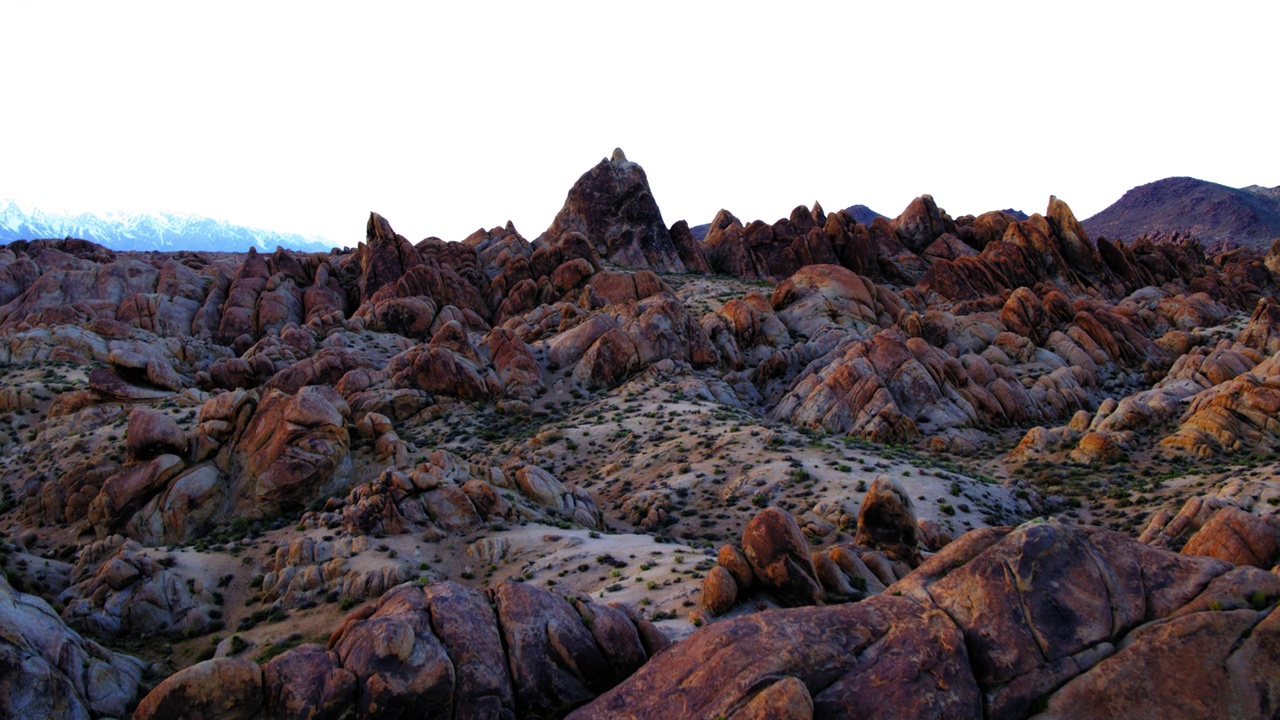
[0,200,337,253]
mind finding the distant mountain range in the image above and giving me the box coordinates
[0,200,337,253]
[1082,177,1280,251]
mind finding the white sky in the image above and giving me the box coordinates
[2,1,1276,246]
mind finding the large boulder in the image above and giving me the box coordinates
[1181,506,1280,568]
[132,657,263,720]
[126,406,188,460]
[854,476,919,564]
[740,508,821,607]
[234,385,351,515]
[569,522,1280,720]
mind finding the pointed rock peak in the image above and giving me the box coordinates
[542,153,684,273]
[710,208,742,230]
[1046,196,1090,243]
[892,194,953,254]
[367,212,396,243]
[610,147,628,163]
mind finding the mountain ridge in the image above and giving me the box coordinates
[1082,176,1280,250]
[0,200,337,253]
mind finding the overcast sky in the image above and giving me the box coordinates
[2,1,1276,247]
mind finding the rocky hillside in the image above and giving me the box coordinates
[1083,176,1280,250]
[1,149,1279,718]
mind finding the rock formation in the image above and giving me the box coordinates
[3,151,1279,720]
[134,580,669,720]
[573,522,1280,720]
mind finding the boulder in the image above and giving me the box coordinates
[1181,506,1280,568]
[0,573,145,720]
[854,476,920,564]
[740,508,821,607]
[699,565,738,616]
[132,657,263,720]
[126,406,188,460]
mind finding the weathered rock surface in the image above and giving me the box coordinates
[1181,505,1280,568]
[853,475,919,564]
[132,656,263,720]
[571,522,1280,720]
[0,572,146,720]
[740,508,822,607]
[132,580,667,719]
[541,149,684,273]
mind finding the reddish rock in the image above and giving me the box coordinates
[422,583,516,719]
[126,406,187,460]
[542,149,684,272]
[668,220,710,274]
[263,644,356,720]
[891,194,953,254]
[356,212,423,304]
[330,585,454,719]
[1000,286,1050,345]
[699,565,739,616]
[572,522,1279,720]
[491,581,606,716]
[854,476,920,564]
[717,544,755,589]
[573,328,641,390]
[1239,296,1280,355]
[132,657,263,720]
[235,386,350,515]
[741,508,821,607]
[1182,506,1280,568]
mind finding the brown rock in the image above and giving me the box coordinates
[1182,506,1280,568]
[731,676,813,720]
[699,565,739,616]
[668,220,710,274]
[263,644,357,720]
[1037,602,1280,720]
[331,585,455,719]
[422,582,516,719]
[491,581,604,716]
[568,594,979,720]
[133,657,263,720]
[88,454,185,534]
[1239,296,1280,355]
[1000,286,1050,345]
[357,212,423,304]
[917,518,954,552]
[573,522,1278,720]
[573,327,641,390]
[741,508,821,607]
[854,476,919,563]
[126,406,187,460]
[542,150,684,272]
[891,194,953,254]
[235,386,350,515]
[716,545,754,589]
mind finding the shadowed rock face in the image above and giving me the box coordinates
[542,149,685,273]
[134,580,670,720]
[0,573,146,720]
[570,522,1280,720]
